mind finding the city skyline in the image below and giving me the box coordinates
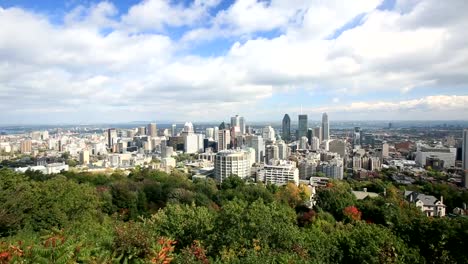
[1,0,468,124]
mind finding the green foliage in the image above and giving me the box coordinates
[315,181,357,221]
[2,167,468,263]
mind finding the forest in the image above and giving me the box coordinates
[1,167,468,264]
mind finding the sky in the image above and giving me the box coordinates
[0,0,467,124]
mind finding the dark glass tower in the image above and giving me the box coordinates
[282,114,291,142]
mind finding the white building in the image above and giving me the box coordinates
[310,137,320,151]
[257,160,299,186]
[184,133,199,154]
[205,128,215,139]
[262,126,275,142]
[415,143,456,168]
[299,136,308,150]
[245,135,264,163]
[214,149,252,182]
[79,150,90,165]
[317,158,344,180]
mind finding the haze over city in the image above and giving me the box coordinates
[1,0,468,124]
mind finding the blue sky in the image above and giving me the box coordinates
[0,0,467,124]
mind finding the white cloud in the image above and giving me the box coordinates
[0,0,467,123]
[121,0,219,31]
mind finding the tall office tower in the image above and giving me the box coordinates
[147,123,157,137]
[231,115,240,128]
[79,150,90,165]
[298,114,308,139]
[218,129,231,151]
[262,126,276,142]
[322,112,329,141]
[239,116,246,135]
[205,128,215,139]
[230,126,241,147]
[246,135,265,163]
[214,150,252,182]
[107,128,117,148]
[282,114,291,141]
[307,128,314,143]
[463,129,468,188]
[353,127,361,148]
[314,127,322,142]
[277,140,288,160]
[299,136,308,150]
[265,145,279,164]
[214,127,219,142]
[310,137,320,151]
[171,124,177,137]
[329,139,346,158]
[138,126,146,136]
[20,139,32,154]
[184,134,199,154]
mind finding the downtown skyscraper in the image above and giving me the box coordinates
[298,114,308,139]
[282,114,291,142]
[322,113,329,141]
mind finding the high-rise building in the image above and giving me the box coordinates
[314,127,322,142]
[214,150,252,182]
[462,129,468,188]
[265,145,279,164]
[205,128,214,139]
[171,124,177,137]
[299,136,308,150]
[262,126,275,142]
[231,115,240,129]
[183,122,194,134]
[257,160,299,186]
[245,135,265,163]
[307,128,314,143]
[184,134,199,154]
[277,140,288,160]
[79,150,90,165]
[322,113,329,141]
[282,114,291,141]
[310,137,320,151]
[298,115,308,139]
[239,116,246,135]
[218,129,231,151]
[353,127,361,148]
[147,123,157,137]
[138,126,146,136]
[20,139,32,154]
[329,139,346,158]
[107,128,117,149]
[213,127,219,142]
[231,115,246,135]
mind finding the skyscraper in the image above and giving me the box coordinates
[298,114,308,139]
[147,123,157,137]
[314,127,322,142]
[239,116,246,135]
[171,124,177,137]
[231,115,246,135]
[107,128,117,148]
[246,135,265,163]
[463,129,468,188]
[322,113,329,141]
[282,114,291,141]
[218,129,231,151]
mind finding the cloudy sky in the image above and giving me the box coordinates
[0,0,467,124]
